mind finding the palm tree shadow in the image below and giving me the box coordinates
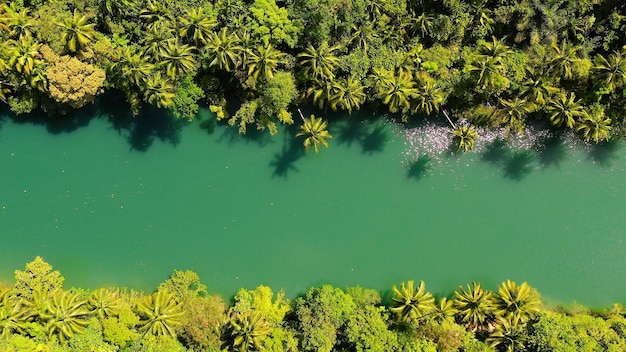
[406,155,432,181]
[480,139,508,165]
[109,105,185,152]
[533,133,566,169]
[217,123,273,147]
[334,118,369,147]
[586,139,622,167]
[269,126,305,178]
[503,150,534,181]
[361,124,389,154]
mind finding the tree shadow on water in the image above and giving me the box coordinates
[480,139,508,165]
[533,132,567,169]
[269,125,304,178]
[109,105,185,152]
[333,117,389,154]
[6,104,97,134]
[503,150,534,181]
[406,155,432,181]
[586,139,622,167]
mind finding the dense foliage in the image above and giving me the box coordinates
[1,257,626,351]
[1,0,625,152]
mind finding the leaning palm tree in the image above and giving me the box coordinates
[136,289,184,337]
[493,280,541,324]
[41,290,92,343]
[297,41,341,80]
[390,280,435,324]
[451,124,479,153]
[221,310,273,352]
[57,10,96,53]
[296,112,333,153]
[576,105,612,143]
[454,282,497,333]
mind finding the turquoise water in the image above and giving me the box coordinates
[0,106,624,307]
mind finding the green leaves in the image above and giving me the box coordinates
[451,124,479,153]
[296,114,333,153]
[41,291,91,343]
[390,280,435,324]
[136,289,184,337]
[57,10,96,53]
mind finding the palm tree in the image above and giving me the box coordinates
[7,34,42,75]
[57,10,97,53]
[141,28,175,62]
[413,81,444,115]
[296,113,333,153]
[375,69,418,114]
[178,8,217,46]
[593,49,626,93]
[486,317,526,352]
[454,282,497,333]
[547,40,582,80]
[221,310,273,352]
[390,280,435,323]
[546,91,585,128]
[143,73,175,108]
[329,76,366,113]
[576,105,612,143]
[497,97,532,137]
[245,39,286,88]
[466,55,508,92]
[139,0,172,30]
[42,291,91,343]
[478,36,512,59]
[203,28,243,72]
[116,47,155,86]
[0,289,30,338]
[306,78,335,110]
[451,124,479,152]
[519,67,559,107]
[136,289,184,337]
[432,297,457,325]
[99,0,138,21]
[297,41,341,80]
[349,23,379,53]
[159,41,197,79]
[2,3,35,38]
[493,280,541,324]
[88,288,121,320]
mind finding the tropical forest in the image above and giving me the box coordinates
[1,0,626,351]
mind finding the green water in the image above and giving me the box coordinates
[0,106,625,307]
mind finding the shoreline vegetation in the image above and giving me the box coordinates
[1,257,626,351]
[0,0,625,154]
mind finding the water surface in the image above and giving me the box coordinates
[0,107,624,307]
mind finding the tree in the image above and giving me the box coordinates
[547,40,584,80]
[451,124,479,152]
[221,310,273,352]
[297,41,341,80]
[247,0,300,47]
[178,8,216,46]
[576,104,612,143]
[375,68,418,114]
[46,55,106,108]
[546,92,585,128]
[0,289,30,338]
[245,39,286,88]
[593,48,626,93]
[6,34,42,75]
[14,257,64,299]
[88,288,122,320]
[493,280,541,325]
[454,282,497,333]
[142,72,175,108]
[139,0,173,30]
[497,97,532,137]
[42,290,91,343]
[159,41,197,79]
[203,28,243,72]
[519,68,559,107]
[136,289,184,337]
[2,3,35,38]
[115,47,155,86]
[57,10,96,53]
[142,28,176,62]
[329,76,366,113]
[465,55,508,93]
[413,81,444,115]
[389,280,435,324]
[296,113,333,153]
[486,317,526,352]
